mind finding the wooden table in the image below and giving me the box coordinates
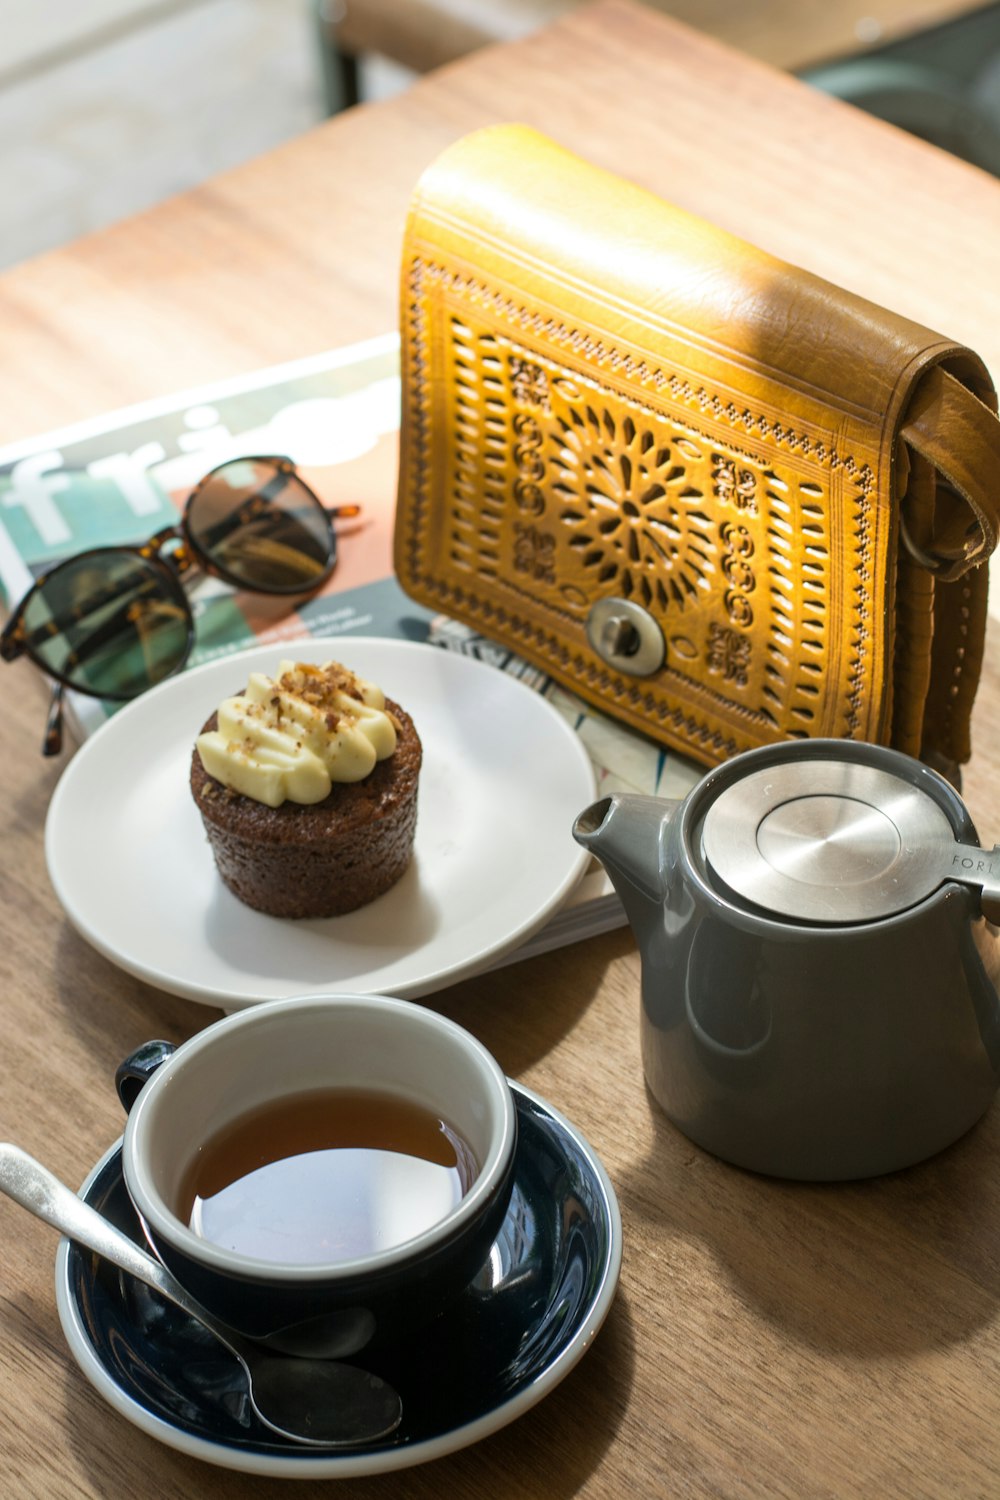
[3,3,1000,1494]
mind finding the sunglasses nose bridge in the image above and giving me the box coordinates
[139,523,183,559]
[166,540,196,577]
[139,525,197,580]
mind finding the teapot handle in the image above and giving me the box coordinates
[948,844,1000,923]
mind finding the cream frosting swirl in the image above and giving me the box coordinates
[195,659,397,807]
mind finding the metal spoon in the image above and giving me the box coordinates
[0,1143,402,1447]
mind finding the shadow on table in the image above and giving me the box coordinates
[51,922,221,1068]
[429,925,638,1079]
[48,874,637,1095]
[616,1088,1000,1359]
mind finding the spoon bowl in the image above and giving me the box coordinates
[0,1143,402,1447]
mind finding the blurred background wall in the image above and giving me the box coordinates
[2,0,999,273]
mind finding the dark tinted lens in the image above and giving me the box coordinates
[21,551,191,698]
[186,459,334,592]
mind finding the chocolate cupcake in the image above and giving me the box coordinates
[191,660,422,919]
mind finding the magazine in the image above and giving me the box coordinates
[0,334,420,736]
[0,334,703,965]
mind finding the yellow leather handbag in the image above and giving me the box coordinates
[393,125,1000,776]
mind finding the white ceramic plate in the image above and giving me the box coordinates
[45,638,595,1009]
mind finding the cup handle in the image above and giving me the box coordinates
[115,1039,176,1113]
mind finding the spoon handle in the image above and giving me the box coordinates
[0,1142,206,1326]
[1,1141,405,1448]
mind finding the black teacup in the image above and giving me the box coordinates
[116,993,517,1356]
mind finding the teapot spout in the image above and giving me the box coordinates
[573,794,677,931]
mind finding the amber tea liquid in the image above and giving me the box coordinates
[177,1089,479,1264]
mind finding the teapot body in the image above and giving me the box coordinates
[640,851,1000,1178]
[577,739,1000,1179]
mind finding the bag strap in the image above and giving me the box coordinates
[900,365,1000,581]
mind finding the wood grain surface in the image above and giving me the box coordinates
[2,4,1000,1495]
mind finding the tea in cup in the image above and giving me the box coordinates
[115,993,517,1355]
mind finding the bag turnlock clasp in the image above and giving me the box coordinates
[585,597,665,676]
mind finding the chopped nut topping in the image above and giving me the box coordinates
[277,660,365,714]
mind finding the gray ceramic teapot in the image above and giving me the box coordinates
[574,738,1000,1181]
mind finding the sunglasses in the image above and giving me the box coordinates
[1,456,358,756]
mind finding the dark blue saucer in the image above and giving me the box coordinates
[55,1083,622,1478]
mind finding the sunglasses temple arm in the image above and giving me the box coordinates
[43,681,64,757]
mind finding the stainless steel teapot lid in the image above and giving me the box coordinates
[701,756,997,924]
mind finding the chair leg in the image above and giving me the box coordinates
[311,0,362,115]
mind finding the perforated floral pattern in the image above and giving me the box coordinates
[550,406,716,613]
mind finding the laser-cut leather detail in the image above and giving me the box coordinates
[395,127,1000,771]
